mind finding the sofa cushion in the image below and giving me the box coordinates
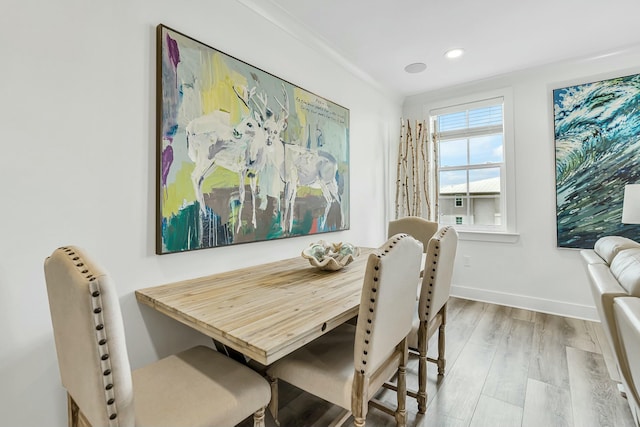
[594,236,640,265]
[611,248,640,296]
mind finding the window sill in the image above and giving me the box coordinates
[457,230,520,243]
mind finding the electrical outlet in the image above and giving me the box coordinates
[463,255,471,267]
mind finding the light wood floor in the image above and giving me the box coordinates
[239,297,636,427]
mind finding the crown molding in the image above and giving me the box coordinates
[235,0,399,101]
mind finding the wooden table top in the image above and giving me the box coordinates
[136,248,375,365]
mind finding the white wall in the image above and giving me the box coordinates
[404,46,640,320]
[0,1,401,425]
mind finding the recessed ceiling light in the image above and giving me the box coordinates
[444,48,465,59]
[404,62,427,73]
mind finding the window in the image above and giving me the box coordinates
[431,96,508,232]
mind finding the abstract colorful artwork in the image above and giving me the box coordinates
[156,25,350,254]
[554,73,640,249]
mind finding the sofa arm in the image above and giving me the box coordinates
[613,297,640,418]
[588,263,629,297]
[580,249,606,265]
[587,263,629,383]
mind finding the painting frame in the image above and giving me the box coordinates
[156,24,350,254]
[553,72,640,249]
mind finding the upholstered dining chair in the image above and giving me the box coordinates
[44,245,271,427]
[402,226,458,413]
[266,234,423,427]
[387,216,438,276]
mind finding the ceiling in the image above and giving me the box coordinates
[241,0,640,97]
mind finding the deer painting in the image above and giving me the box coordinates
[185,86,268,232]
[259,85,344,232]
[158,26,349,253]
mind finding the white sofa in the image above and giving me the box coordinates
[581,236,640,425]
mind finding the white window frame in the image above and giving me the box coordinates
[423,87,518,243]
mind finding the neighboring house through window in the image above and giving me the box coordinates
[427,88,515,236]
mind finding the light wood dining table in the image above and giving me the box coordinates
[135,248,375,365]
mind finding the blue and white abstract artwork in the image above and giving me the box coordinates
[554,73,640,249]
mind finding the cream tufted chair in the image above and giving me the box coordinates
[388,216,438,276]
[387,217,438,253]
[404,226,458,413]
[266,234,423,427]
[44,246,271,427]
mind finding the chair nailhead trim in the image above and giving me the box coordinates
[423,227,451,319]
[58,246,119,427]
[358,234,411,374]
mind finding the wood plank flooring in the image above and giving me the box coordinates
[238,297,636,427]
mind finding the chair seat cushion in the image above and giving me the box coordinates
[132,346,270,427]
[267,324,357,409]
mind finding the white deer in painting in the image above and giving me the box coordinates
[260,85,343,232]
[186,86,268,232]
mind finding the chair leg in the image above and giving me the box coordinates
[66,393,92,427]
[67,393,79,427]
[417,350,427,413]
[252,406,266,427]
[395,363,408,427]
[267,375,280,426]
[352,371,368,427]
[437,305,447,377]
[417,323,428,414]
[437,324,446,376]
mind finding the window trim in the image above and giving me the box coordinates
[423,87,517,239]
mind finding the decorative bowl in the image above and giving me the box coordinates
[301,241,361,271]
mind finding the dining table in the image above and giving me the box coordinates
[135,247,376,366]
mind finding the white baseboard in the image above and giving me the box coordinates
[451,285,599,322]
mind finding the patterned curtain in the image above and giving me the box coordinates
[395,118,438,221]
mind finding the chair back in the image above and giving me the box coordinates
[45,246,134,427]
[354,234,423,374]
[387,216,438,253]
[419,226,458,323]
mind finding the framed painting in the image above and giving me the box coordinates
[553,73,640,249]
[156,24,350,254]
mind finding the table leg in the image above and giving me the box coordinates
[213,339,248,364]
